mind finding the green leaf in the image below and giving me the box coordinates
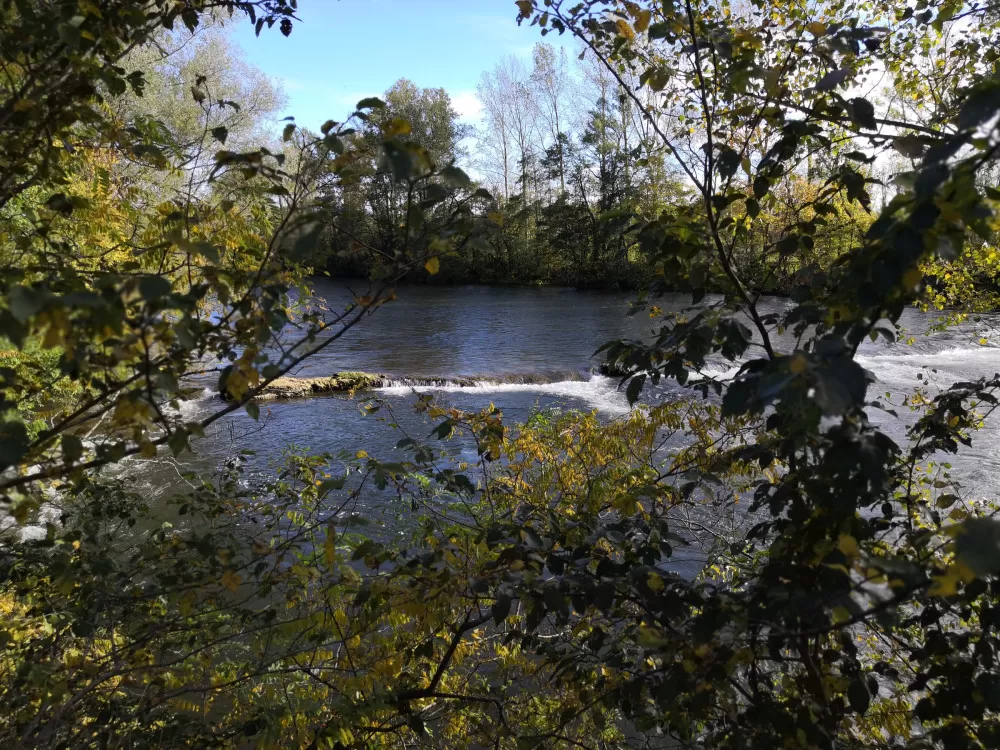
[626,374,646,405]
[892,135,927,159]
[8,286,46,323]
[848,97,877,130]
[753,175,770,199]
[776,235,799,255]
[246,401,260,420]
[492,594,512,625]
[954,518,1000,576]
[816,67,852,91]
[848,678,870,715]
[62,434,83,462]
[324,134,345,154]
[440,165,472,188]
[936,493,959,509]
[355,97,386,110]
[958,80,1000,130]
[190,241,220,263]
[288,223,324,262]
[45,192,75,215]
[218,365,233,399]
[716,147,741,179]
[167,429,189,455]
[0,420,29,471]
[138,275,172,300]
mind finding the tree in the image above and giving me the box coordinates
[506,0,1000,747]
[0,1,484,738]
[530,43,572,196]
[320,79,483,276]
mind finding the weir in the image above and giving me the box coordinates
[229,370,593,400]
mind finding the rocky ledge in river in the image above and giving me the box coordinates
[246,371,389,400]
[221,369,590,401]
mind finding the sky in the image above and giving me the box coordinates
[230,0,576,131]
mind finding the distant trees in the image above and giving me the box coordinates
[317,43,690,288]
[320,79,484,278]
[322,24,994,294]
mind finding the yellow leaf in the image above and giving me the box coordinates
[764,69,782,97]
[515,0,533,16]
[487,211,505,226]
[637,626,669,647]
[383,118,411,137]
[838,534,859,558]
[634,9,652,32]
[424,256,440,275]
[13,99,34,112]
[808,21,827,36]
[178,592,196,616]
[929,562,975,596]
[616,18,636,40]
[139,440,157,459]
[355,449,368,459]
[79,0,102,16]
[221,569,241,592]
[902,268,923,289]
[373,653,403,678]
[788,354,808,374]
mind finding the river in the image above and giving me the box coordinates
[147,281,1000,511]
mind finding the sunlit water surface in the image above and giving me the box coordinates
[131,282,1000,536]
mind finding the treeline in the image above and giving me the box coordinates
[318,43,874,291]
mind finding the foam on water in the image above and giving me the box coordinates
[175,387,217,419]
[690,362,745,382]
[376,374,631,415]
[858,345,1000,390]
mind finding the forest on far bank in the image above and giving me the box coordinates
[315,28,993,301]
[321,46,874,292]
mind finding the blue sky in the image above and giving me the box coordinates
[231,0,574,130]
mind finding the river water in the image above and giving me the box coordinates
[152,281,1000,509]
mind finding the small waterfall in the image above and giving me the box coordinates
[381,370,588,389]
[375,371,630,415]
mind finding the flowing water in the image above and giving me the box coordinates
[147,281,1000,509]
